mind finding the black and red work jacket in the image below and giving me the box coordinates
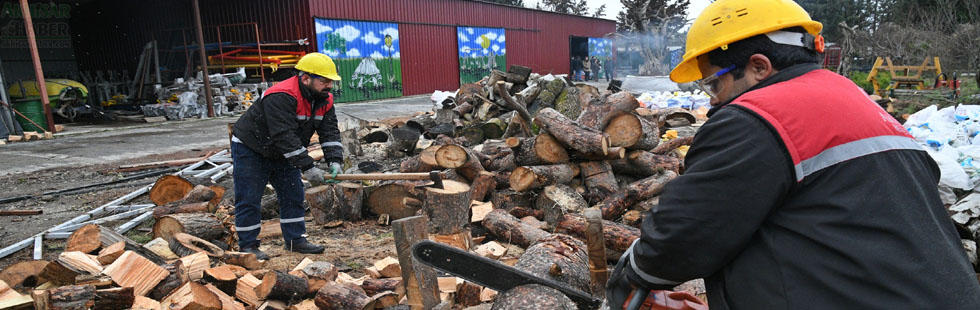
[622,64,980,309]
[232,76,343,171]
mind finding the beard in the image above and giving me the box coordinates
[301,79,332,101]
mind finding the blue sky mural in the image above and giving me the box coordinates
[315,19,400,59]
[589,38,612,58]
[457,27,506,58]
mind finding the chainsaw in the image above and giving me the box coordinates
[411,240,708,310]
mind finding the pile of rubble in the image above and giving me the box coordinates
[141,68,265,121]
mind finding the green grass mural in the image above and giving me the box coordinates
[458,27,506,85]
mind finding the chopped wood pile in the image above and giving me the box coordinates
[0,66,704,309]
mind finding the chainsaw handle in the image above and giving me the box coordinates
[625,288,650,310]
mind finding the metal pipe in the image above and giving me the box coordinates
[49,207,153,234]
[181,29,192,80]
[194,162,231,178]
[105,204,156,213]
[0,237,34,260]
[192,0,215,117]
[18,0,56,132]
[216,26,225,74]
[211,166,233,181]
[32,236,41,260]
[116,211,154,234]
[153,40,162,84]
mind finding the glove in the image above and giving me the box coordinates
[328,162,342,178]
[606,246,677,310]
[303,167,326,186]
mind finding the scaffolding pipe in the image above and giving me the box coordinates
[192,0,215,117]
[18,0,56,132]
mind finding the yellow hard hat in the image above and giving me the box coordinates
[295,52,342,81]
[669,0,823,83]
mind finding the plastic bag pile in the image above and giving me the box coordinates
[636,91,710,110]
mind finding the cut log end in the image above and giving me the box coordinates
[435,144,468,169]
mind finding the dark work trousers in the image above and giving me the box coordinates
[231,142,307,248]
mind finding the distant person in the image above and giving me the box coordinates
[592,56,601,81]
[572,56,584,81]
[604,57,615,81]
[582,56,592,81]
[230,53,345,259]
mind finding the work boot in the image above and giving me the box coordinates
[240,246,270,260]
[286,240,325,254]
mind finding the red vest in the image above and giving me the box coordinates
[264,76,334,121]
[731,69,919,182]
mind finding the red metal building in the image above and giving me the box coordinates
[48,0,615,101]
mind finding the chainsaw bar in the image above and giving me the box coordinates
[412,240,602,310]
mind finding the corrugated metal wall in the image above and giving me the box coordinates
[308,0,616,95]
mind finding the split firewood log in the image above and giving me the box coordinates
[534,108,609,156]
[160,282,222,310]
[364,180,426,220]
[510,164,580,192]
[314,282,371,310]
[97,242,126,265]
[66,224,103,254]
[149,175,194,206]
[38,252,102,285]
[482,209,552,248]
[169,233,225,257]
[204,265,244,295]
[360,278,402,297]
[506,133,569,166]
[178,252,210,282]
[94,287,135,310]
[153,213,225,241]
[578,161,619,205]
[536,184,589,226]
[577,91,640,132]
[102,251,170,296]
[598,171,678,220]
[235,274,262,308]
[456,281,484,308]
[469,171,497,202]
[294,261,338,295]
[221,252,265,270]
[46,284,96,310]
[0,260,48,288]
[150,261,186,301]
[203,283,245,310]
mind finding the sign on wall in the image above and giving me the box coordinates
[588,38,613,79]
[315,18,402,103]
[457,27,505,85]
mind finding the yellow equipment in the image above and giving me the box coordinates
[670,0,823,83]
[866,56,942,96]
[7,79,88,102]
[294,52,342,81]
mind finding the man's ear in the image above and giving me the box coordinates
[745,54,774,82]
[299,74,310,84]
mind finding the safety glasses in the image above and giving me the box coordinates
[696,65,736,98]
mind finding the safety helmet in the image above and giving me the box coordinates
[295,52,342,81]
[669,0,823,83]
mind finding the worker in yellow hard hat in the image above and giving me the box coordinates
[229,52,344,258]
[606,1,980,309]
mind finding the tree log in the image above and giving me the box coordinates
[234,274,262,308]
[652,136,694,155]
[0,260,48,288]
[577,91,640,131]
[335,182,365,221]
[571,147,626,161]
[423,180,472,235]
[48,285,96,310]
[455,281,483,308]
[365,180,427,220]
[305,185,334,225]
[534,108,609,156]
[360,278,402,297]
[100,227,167,265]
[314,282,371,310]
[510,164,580,192]
[469,171,497,202]
[256,271,307,302]
[66,224,102,254]
[580,161,619,205]
[604,113,660,150]
[629,150,682,174]
[170,233,224,257]
[399,154,436,173]
[389,126,421,154]
[297,262,338,296]
[391,216,441,309]
[491,190,535,211]
[490,284,576,310]
[557,213,640,254]
[436,144,485,181]
[182,185,217,204]
[153,213,225,241]
[149,175,194,206]
[598,171,677,220]
[94,287,134,310]
[97,242,126,265]
[482,209,552,248]
[153,202,210,219]
[160,282,221,310]
[584,209,608,298]
[509,207,544,220]
[507,133,569,166]
[513,234,591,293]
[536,184,588,226]
[150,261,185,301]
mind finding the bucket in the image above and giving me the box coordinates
[12,97,48,133]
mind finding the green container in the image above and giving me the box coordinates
[12,97,48,133]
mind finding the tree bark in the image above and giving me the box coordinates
[652,136,694,155]
[482,209,552,248]
[629,150,682,174]
[534,108,609,156]
[536,184,588,227]
[305,185,334,225]
[512,234,591,294]
[152,213,225,241]
[94,287,134,310]
[469,171,497,202]
[577,91,640,131]
[360,278,402,297]
[169,233,224,257]
[150,261,185,301]
[578,161,619,205]
[556,213,640,255]
[391,216,441,309]
[510,164,580,192]
[584,209,608,298]
[314,282,371,310]
[48,285,96,310]
[507,133,569,166]
[491,190,536,211]
[598,171,677,220]
[490,284,576,310]
[423,180,472,235]
[256,271,307,302]
[152,202,210,219]
[333,182,364,221]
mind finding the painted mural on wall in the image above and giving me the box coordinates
[588,38,613,79]
[315,18,402,103]
[457,27,506,85]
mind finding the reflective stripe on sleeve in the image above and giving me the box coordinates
[626,239,683,285]
[321,141,343,148]
[284,148,307,158]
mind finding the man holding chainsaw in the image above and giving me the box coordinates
[230,52,344,259]
[606,0,980,309]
